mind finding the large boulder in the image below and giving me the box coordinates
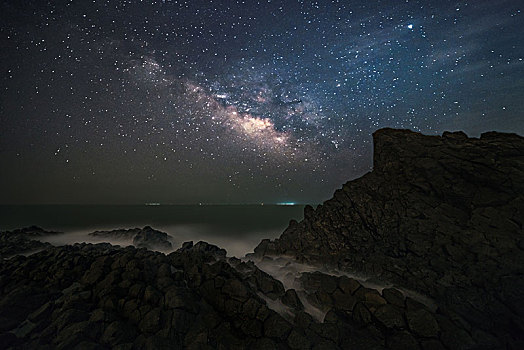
[132,226,172,250]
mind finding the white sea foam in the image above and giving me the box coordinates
[36,229,135,248]
[250,255,437,319]
[34,225,282,258]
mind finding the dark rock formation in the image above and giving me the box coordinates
[1,236,476,350]
[177,240,227,258]
[90,226,173,250]
[132,227,172,250]
[0,226,57,258]
[89,228,137,240]
[254,128,524,348]
[1,128,523,349]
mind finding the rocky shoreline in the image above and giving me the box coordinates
[1,128,523,349]
[89,226,174,251]
[0,232,479,350]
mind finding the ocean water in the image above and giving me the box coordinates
[0,205,305,257]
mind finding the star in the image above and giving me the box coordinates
[0,0,522,204]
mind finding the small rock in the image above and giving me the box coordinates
[353,302,372,325]
[294,311,313,329]
[332,289,356,311]
[406,309,439,337]
[338,276,361,295]
[405,297,426,311]
[364,291,387,306]
[388,331,420,350]
[11,319,37,338]
[382,288,405,307]
[101,321,134,346]
[222,279,248,302]
[139,308,161,334]
[281,289,304,310]
[373,304,405,329]
[301,272,338,294]
[239,319,262,338]
[263,313,292,340]
[28,301,54,322]
[287,329,311,349]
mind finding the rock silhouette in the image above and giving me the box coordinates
[90,226,173,250]
[253,128,524,348]
[1,128,523,349]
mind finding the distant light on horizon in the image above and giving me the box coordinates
[277,202,296,206]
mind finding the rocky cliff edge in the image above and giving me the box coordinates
[254,128,524,345]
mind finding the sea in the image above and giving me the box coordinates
[0,204,305,257]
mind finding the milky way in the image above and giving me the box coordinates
[1,0,523,204]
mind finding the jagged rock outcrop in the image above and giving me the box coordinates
[254,128,524,348]
[90,226,173,250]
[2,128,523,349]
[0,237,477,350]
[0,226,57,259]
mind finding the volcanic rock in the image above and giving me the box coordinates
[132,226,172,250]
[89,226,173,250]
[254,128,524,348]
[2,128,523,349]
[0,226,57,258]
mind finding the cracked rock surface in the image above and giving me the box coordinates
[1,239,479,350]
[253,128,524,348]
[1,128,523,349]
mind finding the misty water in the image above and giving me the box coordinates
[0,204,305,257]
[0,204,438,315]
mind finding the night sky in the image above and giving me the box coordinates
[1,0,523,204]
